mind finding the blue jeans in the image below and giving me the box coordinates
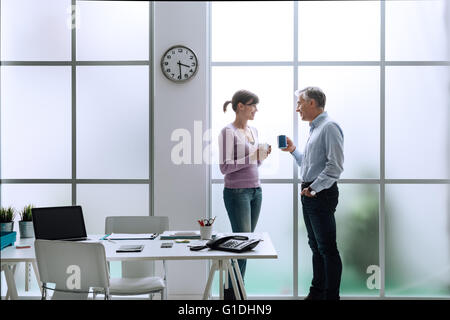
[223,187,262,284]
[301,182,342,300]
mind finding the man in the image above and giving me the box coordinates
[282,86,344,300]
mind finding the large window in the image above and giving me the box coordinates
[0,0,152,296]
[211,0,449,298]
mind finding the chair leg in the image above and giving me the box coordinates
[105,288,111,300]
[41,285,47,300]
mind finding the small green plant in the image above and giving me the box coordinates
[0,207,16,223]
[19,204,34,222]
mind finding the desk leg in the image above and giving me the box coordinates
[31,261,43,295]
[25,262,29,292]
[162,260,168,300]
[218,260,224,300]
[226,260,241,300]
[202,260,218,300]
[232,259,247,300]
[3,264,18,300]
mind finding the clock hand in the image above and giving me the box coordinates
[178,61,182,78]
[179,62,190,68]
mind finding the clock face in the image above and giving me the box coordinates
[161,45,198,82]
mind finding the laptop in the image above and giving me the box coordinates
[32,205,89,241]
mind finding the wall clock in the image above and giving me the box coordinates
[161,45,198,83]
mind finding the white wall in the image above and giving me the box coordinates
[153,2,210,298]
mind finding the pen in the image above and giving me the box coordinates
[101,234,111,240]
[16,245,31,249]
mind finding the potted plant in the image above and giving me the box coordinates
[19,204,35,238]
[0,207,16,232]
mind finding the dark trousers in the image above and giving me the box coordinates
[301,182,342,300]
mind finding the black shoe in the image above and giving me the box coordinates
[224,284,245,300]
[224,287,236,300]
[304,293,323,300]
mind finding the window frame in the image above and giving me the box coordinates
[209,0,450,299]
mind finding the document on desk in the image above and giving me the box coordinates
[160,231,201,240]
[105,233,158,240]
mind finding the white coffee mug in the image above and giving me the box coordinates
[257,143,270,160]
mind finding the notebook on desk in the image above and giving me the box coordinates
[116,245,144,253]
[32,205,90,241]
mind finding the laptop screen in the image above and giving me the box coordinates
[32,206,87,240]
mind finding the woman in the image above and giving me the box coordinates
[218,89,271,299]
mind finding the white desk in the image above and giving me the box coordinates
[0,232,277,300]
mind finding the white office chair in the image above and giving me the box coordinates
[95,216,169,300]
[34,239,111,300]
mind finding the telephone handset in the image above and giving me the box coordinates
[190,235,262,253]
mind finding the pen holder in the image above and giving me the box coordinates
[200,225,213,240]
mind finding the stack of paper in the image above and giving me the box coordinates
[160,231,201,240]
[105,233,158,240]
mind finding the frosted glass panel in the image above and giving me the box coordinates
[386,67,448,179]
[298,67,380,179]
[211,66,293,180]
[1,184,72,226]
[386,184,450,297]
[298,184,379,296]
[1,0,72,60]
[76,1,149,60]
[77,184,149,235]
[298,1,380,61]
[386,0,447,61]
[212,184,293,296]
[76,66,149,179]
[1,66,72,179]
[211,1,293,62]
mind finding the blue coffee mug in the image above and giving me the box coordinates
[278,135,287,148]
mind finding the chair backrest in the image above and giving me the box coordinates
[34,239,109,295]
[105,216,169,278]
[105,216,169,234]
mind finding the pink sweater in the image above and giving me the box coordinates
[218,123,261,189]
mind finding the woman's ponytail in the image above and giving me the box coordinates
[223,100,232,113]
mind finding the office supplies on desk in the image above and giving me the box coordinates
[190,235,262,253]
[103,233,158,240]
[200,225,213,240]
[16,245,31,249]
[160,231,201,240]
[116,245,144,253]
[198,216,216,227]
[32,205,89,241]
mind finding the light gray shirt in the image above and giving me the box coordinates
[291,111,344,193]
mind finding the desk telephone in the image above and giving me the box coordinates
[190,235,262,253]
